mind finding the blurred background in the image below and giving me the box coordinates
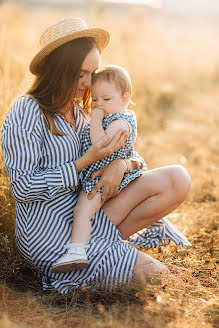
[2,0,219,16]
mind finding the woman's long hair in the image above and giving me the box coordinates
[26,37,97,136]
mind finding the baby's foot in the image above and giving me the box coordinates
[51,243,89,273]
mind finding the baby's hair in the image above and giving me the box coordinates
[92,65,135,105]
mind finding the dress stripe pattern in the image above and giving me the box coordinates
[1,96,191,294]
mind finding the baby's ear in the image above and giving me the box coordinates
[122,92,130,107]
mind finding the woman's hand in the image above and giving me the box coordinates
[86,130,128,165]
[88,159,127,202]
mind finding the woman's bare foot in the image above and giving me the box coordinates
[132,250,169,284]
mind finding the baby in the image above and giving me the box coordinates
[51,65,143,273]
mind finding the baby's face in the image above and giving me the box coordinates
[91,80,125,115]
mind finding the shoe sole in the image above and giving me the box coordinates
[51,259,89,273]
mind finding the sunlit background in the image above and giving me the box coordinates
[2,0,219,16]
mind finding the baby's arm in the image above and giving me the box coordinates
[104,119,130,140]
[90,108,130,145]
[90,108,105,144]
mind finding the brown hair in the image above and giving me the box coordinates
[26,37,98,136]
[92,65,134,104]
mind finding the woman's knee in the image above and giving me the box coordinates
[167,165,191,201]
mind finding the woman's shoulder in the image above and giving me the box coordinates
[8,95,40,123]
[2,95,42,135]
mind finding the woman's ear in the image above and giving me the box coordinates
[122,92,130,107]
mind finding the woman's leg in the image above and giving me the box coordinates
[102,165,190,282]
[102,165,191,239]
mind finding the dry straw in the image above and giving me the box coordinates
[29,17,110,75]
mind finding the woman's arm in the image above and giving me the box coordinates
[76,129,128,170]
[1,125,81,203]
[1,125,128,203]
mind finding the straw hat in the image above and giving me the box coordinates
[29,17,110,75]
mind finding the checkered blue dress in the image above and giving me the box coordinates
[80,111,142,194]
[1,97,191,295]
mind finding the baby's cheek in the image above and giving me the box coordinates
[104,107,111,115]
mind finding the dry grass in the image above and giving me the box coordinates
[0,3,218,328]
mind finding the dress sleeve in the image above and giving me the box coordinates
[1,125,80,203]
[116,118,133,135]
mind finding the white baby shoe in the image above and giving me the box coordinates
[51,243,89,273]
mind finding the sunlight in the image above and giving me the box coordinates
[103,0,163,8]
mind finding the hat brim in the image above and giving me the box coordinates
[29,28,110,75]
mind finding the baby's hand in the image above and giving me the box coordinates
[91,107,105,120]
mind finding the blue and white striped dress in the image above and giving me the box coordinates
[1,96,191,294]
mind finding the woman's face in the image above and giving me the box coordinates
[75,47,100,99]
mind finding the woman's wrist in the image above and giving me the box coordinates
[75,153,92,172]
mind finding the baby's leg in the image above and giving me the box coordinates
[51,189,102,273]
[70,189,102,244]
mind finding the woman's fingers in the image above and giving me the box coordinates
[111,186,119,198]
[88,180,103,200]
[117,130,129,148]
[96,134,110,148]
[107,186,117,200]
[101,184,110,203]
[105,130,128,154]
[88,179,112,201]
[90,169,103,180]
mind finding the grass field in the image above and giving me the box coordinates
[0,3,218,328]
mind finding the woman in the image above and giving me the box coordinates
[1,18,191,294]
